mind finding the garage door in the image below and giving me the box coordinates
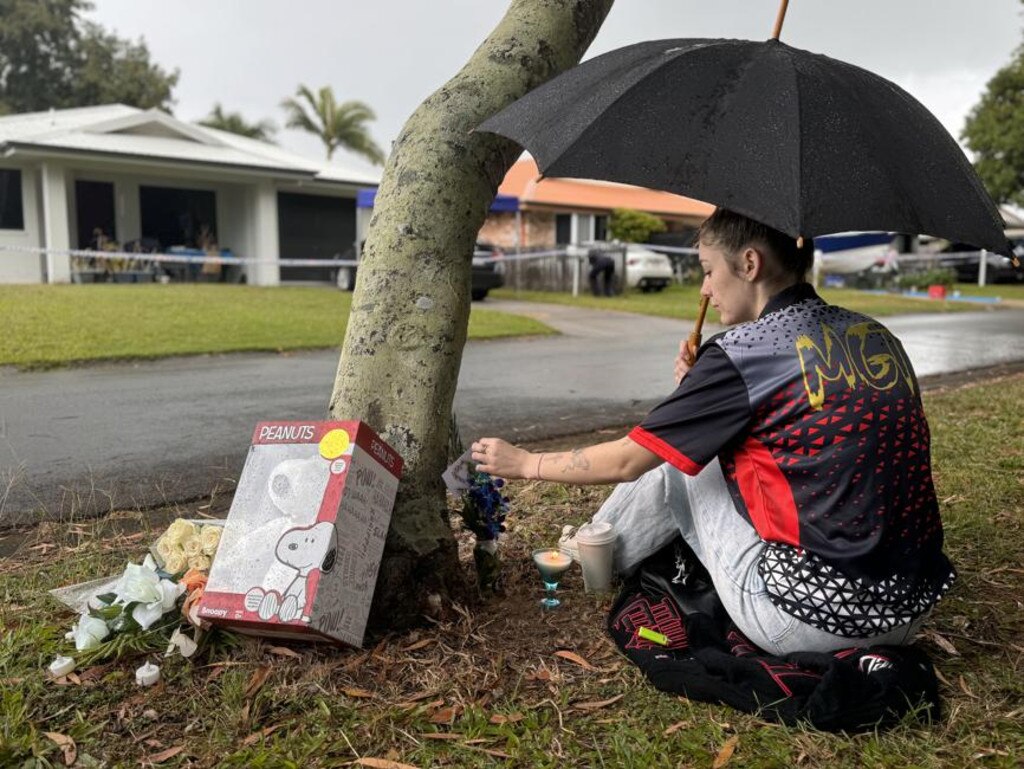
[277,192,356,282]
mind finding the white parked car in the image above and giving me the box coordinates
[624,244,674,292]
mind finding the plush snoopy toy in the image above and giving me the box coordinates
[247,520,338,623]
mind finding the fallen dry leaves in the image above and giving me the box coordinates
[267,645,302,659]
[343,687,376,699]
[958,675,980,700]
[525,667,553,682]
[663,720,692,736]
[712,734,739,768]
[243,665,272,699]
[401,638,434,652]
[554,650,597,670]
[353,758,420,769]
[43,732,76,766]
[51,672,82,687]
[488,712,525,725]
[77,664,113,683]
[573,693,624,711]
[143,744,186,764]
[428,705,460,724]
[241,723,286,746]
[925,630,960,656]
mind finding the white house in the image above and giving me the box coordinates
[0,104,380,285]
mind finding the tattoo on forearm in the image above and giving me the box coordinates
[562,448,591,474]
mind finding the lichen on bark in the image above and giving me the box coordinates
[330,0,615,631]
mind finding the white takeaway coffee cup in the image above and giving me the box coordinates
[575,521,617,593]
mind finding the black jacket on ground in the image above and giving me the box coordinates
[607,538,941,732]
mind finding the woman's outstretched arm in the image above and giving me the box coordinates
[471,435,662,485]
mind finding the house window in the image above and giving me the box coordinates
[594,214,608,242]
[140,185,216,250]
[75,181,117,248]
[0,169,24,230]
[575,213,596,243]
[555,213,572,245]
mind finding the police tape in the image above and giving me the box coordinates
[0,244,358,269]
[0,243,571,269]
[1,243,696,268]
[473,248,572,264]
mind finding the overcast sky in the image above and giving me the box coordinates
[87,0,1023,175]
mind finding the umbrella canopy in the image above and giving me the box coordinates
[479,38,1012,256]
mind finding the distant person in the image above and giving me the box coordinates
[588,250,615,296]
[89,227,110,251]
[197,224,223,280]
[197,224,218,253]
[473,208,955,656]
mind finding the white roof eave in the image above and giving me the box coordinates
[2,140,380,188]
[2,141,313,180]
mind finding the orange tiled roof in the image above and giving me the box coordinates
[498,157,713,220]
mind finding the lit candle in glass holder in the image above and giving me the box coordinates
[532,548,573,608]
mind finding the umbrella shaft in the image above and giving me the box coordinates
[772,0,790,39]
[685,295,710,365]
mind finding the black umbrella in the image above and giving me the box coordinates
[478,37,1012,257]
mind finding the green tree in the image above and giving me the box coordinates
[609,208,668,242]
[329,0,614,629]
[199,103,277,143]
[962,25,1024,205]
[0,0,177,115]
[281,85,386,164]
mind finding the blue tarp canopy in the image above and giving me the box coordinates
[356,187,518,212]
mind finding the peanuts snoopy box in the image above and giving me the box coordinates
[198,421,402,646]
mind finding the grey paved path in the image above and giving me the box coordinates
[2,301,1023,524]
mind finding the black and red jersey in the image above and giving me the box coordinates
[630,283,954,637]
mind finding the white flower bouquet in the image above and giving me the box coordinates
[64,554,185,658]
[54,518,225,669]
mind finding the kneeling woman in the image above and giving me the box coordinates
[472,209,954,656]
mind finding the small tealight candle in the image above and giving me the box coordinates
[532,547,573,609]
[135,661,161,687]
[534,550,572,568]
[48,655,75,678]
[532,548,573,584]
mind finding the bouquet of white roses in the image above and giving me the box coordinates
[152,519,222,574]
[57,518,224,668]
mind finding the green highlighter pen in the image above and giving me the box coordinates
[638,626,669,646]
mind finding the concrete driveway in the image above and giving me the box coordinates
[2,300,1023,524]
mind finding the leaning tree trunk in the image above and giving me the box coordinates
[330,0,615,630]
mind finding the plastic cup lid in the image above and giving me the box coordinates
[576,521,616,544]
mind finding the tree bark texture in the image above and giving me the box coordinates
[329,0,615,631]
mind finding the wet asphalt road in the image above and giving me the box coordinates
[2,301,1023,524]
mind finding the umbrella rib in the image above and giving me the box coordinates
[790,45,804,239]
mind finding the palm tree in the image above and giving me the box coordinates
[199,104,277,143]
[281,85,386,165]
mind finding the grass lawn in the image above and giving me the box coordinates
[0,285,556,369]
[492,284,1000,321]
[952,282,1024,302]
[1,374,1021,767]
